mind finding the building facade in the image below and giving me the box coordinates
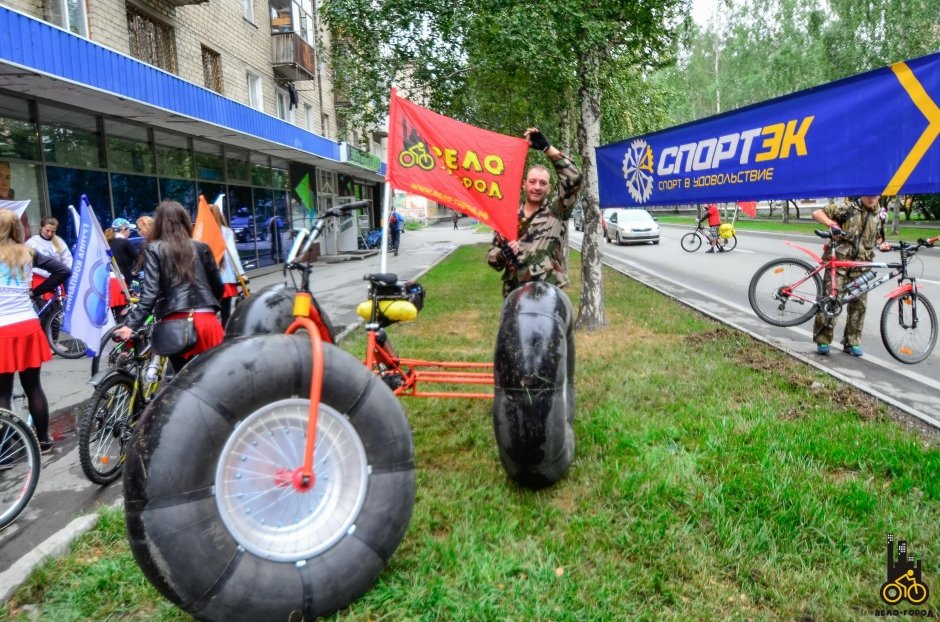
[0,0,386,270]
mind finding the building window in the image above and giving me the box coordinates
[46,0,88,37]
[304,104,314,131]
[242,0,255,23]
[247,72,263,110]
[127,8,177,74]
[269,0,316,45]
[202,46,223,94]
[275,87,293,123]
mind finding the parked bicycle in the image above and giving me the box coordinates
[748,231,939,364]
[0,394,41,531]
[78,319,165,485]
[34,285,87,358]
[681,224,737,253]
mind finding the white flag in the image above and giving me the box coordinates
[0,199,30,219]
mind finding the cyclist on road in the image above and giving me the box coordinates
[697,203,722,253]
[487,128,583,298]
[811,195,892,357]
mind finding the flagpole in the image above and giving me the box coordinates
[379,181,392,273]
[226,247,251,297]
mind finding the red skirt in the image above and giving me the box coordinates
[221,283,239,299]
[109,276,128,308]
[0,319,52,373]
[161,311,224,360]
[30,274,55,302]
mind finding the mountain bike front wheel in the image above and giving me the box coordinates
[0,409,41,531]
[748,258,822,327]
[680,232,702,252]
[44,304,88,359]
[881,291,938,364]
[79,373,139,486]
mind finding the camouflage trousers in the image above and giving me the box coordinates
[812,268,868,347]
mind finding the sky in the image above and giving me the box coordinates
[691,0,718,26]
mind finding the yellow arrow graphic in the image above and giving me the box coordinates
[882,61,940,196]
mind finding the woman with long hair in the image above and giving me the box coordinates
[208,202,247,328]
[0,209,70,453]
[114,200,223,372]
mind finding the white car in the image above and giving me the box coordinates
[603,209,660,245]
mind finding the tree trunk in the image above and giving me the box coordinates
[791,200,800,220]
[782,199,790,223]
[890,196,900,235]
[575,49,605,331]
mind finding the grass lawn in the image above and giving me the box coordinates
[3,245,938,621]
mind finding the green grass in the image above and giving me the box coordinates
[4,245,938,621]
[655,214,940,240]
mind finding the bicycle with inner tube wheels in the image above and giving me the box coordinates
[123,200,576,621]
[748,230,939,364]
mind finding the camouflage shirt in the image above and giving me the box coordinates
[821,199,886,262]
[486,154,583,297]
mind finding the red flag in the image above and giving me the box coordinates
[386,89,528,241]
[737,201,758,217]
[193,194,227,265]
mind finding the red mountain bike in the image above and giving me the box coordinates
[748,231,938,364]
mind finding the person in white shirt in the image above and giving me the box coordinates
[25,217,73,293]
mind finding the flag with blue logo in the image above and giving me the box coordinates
[63,196,114,356]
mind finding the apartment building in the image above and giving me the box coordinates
[0,0,387,269]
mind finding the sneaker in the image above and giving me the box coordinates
[39,439,54,454]
[705,248,715,254]
[816,343,830,355]
[846,344,863,357]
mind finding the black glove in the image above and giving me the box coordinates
[499,244,520,270]
[528,130,550,152]
[829,225,844,238]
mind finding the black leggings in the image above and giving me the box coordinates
[0,367,50,442]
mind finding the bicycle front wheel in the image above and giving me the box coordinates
[881,291,938,364]
[680,232,702,252]
[721,235,737,252]
[79,374,139,485]
[0,409,41,531]
[45,305,88,359]
[748,258,822,327]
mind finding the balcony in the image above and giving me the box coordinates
[271,32,316,81]
[164,0,209,5]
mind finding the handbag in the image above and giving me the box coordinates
[151,311,197,356]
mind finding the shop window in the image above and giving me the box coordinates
[46,0,88,37]
[159,178,196,210]
[227,184,258,270]
[251,153,272,187]
[0,162,44,240]
[272,158,289,190]
[106,119,154,175]
[193,140,224,181]
[202,46,224,94]
[111,173,159,224]
[127,7,177,74]
[247,71,263,111]
[226,150,251,184]
[45,166,110,246]
[196,182,225,217]
[155,131,192,179]
[39,104,104,169]
[0,93,40,161]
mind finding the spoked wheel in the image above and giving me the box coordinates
[45,304,88,359]
[78,373,139,485]
[720,235,738,252]
[748,258,821,327]
[680,232,702,252]
[0,409,41,531]
[125,335,414,622]
[880,292,938,364]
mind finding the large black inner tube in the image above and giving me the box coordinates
[492,281,576,489]
[124,335,415,621]
[225,282,335,342]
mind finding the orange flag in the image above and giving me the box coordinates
[193,194,227,265]
[386,89,528,241]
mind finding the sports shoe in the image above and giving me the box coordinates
[816,343,830,355]
[39,439,54,454]
[705,248,715,254]
[846,344,863,357]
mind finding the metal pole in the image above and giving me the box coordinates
[379,181,392,273]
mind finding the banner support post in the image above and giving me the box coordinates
[379,181,392,273]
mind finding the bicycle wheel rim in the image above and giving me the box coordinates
[881,292,938,364]
[215,398,369,562]
[748,259,820,327]
[0,411,41,530]
[82,378,135,482]
[722,235,737,251]
[680,232,701,252]
[47,308,88,358]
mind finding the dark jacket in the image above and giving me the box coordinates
[30,253,70,296]
[125,239,223,329]
[108,236,139,287]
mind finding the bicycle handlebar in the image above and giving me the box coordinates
[815,229,937,255]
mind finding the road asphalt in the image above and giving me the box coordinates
[0,221,487,601]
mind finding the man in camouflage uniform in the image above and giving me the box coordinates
[811,195,891,357]
[486,128,583,298]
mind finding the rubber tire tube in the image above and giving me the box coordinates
[492,281,576,489]
[124,335,415,621]
[224,282,335,342]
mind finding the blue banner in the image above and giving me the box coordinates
[596,51,940,207]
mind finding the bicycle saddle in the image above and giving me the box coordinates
[364,273,398,285]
